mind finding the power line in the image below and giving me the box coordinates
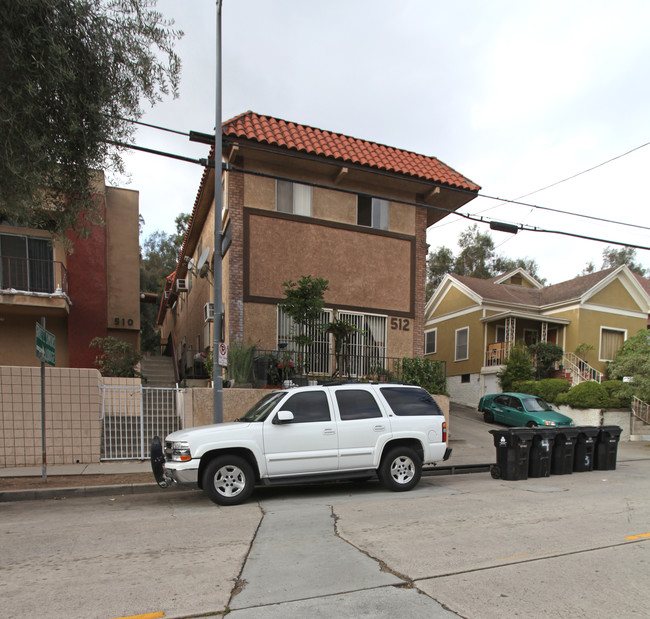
[119,114,650,233]
[111,136,650,252]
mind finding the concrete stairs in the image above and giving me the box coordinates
[141,355,176,387]
[631,413,650,441]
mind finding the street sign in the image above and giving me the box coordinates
[217,342,228,367]
[36,322,56,366]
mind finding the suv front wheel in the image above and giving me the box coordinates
[378,446,422,492]
[203,455,255,506]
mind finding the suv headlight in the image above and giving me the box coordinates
[170,441,191,462]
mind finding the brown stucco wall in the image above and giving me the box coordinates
[246,210,413,316]
[105,187,140,346]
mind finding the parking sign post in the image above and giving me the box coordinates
[35,318,55,482]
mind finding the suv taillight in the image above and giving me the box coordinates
[442,421,447,443]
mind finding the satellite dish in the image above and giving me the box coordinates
[197,246,211,271]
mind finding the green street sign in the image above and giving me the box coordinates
[36,322,56,366]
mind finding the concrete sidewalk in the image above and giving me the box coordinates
[1,409,649,502]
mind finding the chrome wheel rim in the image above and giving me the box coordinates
[390,455,416,485]
[213,464,246,497]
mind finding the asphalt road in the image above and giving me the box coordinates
[2,407,649,619]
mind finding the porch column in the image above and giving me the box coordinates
[541,321,548,343]
[505,316,516,357]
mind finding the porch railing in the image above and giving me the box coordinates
[0,256,68,295]
[632,395,650,425]
[562,352,603,385]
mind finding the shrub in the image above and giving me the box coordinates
[601,379,631,408]
[395,357,447,394]
[90,336,143,379]
[555,392,568,406]
[498,345,534,391]
[513,380,539,395]
[536,378,571,403]
[564,381,609,409]
[227,343,257,384]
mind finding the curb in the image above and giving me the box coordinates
[0,482,176,503]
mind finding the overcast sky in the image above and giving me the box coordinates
[121,0,650,285]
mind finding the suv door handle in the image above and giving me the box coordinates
[374,425,385,432]
[323,428,336,435]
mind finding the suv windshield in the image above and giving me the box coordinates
[522,397,553,413]
[238,392,285,422]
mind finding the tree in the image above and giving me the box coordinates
[528,342,563,380]
[279,275,329,347]
[607,329,650,402]
[580,246,647,278]
[140,212,189,353]
[426,225,544,298]
[1,0,182,238]
[601,247,647,276]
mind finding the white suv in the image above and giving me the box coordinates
[152,383,451,505]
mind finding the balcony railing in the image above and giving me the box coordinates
[562,352,603,385]
[0,256,68,295]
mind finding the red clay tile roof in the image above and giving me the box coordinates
[222,111,480,192]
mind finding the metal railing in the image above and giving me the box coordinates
[0,256,68,295]
[632,395,650,425]
[254,349,445,385]
[100,385,185,460]
[562,352,603,385]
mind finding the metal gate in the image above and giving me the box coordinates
[100,386,185,460]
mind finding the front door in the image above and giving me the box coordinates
[263,390,339,476]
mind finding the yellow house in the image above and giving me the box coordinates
[158,111,480,380]
[424,266,650,406]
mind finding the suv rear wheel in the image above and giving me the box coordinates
[378,446,422,492]
[203,455,255,506]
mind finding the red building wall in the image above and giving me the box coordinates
[66,198,108,368]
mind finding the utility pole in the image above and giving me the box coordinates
[213,0,224,423]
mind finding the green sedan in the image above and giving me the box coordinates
[478,392,573,427]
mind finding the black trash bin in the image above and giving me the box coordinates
[528,428,555,478]
[490,428,535,480]
[551,427,579,475]
[573,427,599,472]
[594,425,622,471]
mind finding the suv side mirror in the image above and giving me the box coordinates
[273,410,295,425]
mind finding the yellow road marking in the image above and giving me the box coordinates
[626,532,650,541]
[109,612,164,619]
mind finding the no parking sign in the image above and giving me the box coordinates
[217,342,228,366]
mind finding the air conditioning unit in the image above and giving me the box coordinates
[176,278,189,293]
[204,302,215,322]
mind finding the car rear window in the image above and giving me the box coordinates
[380,387,443,416]
[336,390,383,420]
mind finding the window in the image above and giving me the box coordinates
[424,329,437,355]
[277,180,312,216]
[455,327,469,361]
[600,328,625,361]
[280,391,331,423]
[461,374,470,384]
[336,390,383,420]
[278,307,333,375]
[524,329,538,346]
[0,234,53,293]
[380,387,443,416]
[357,196,388,230]
[338,311,387,377]
[496,326,506,343]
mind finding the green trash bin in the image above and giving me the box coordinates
[573,427,599,472]
[490,428,535,480]
[594,425,622,471]
[528,428,555,478]
[550,427,578,475]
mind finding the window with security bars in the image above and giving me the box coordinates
[338,312,387,377]
[277,308,332,374]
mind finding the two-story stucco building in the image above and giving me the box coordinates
[158,111,480,380]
